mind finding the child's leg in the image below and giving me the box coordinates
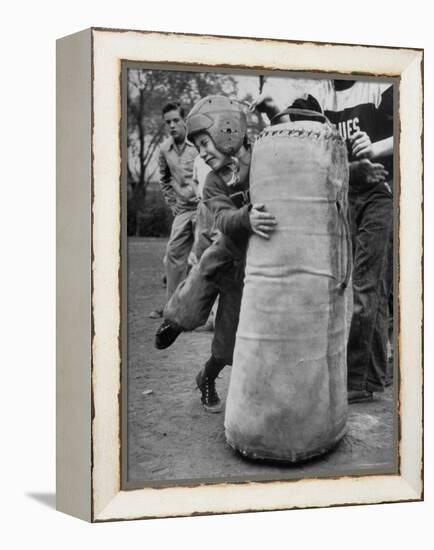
[211,269,244,366]
[195,267,244,413]
[164,210,196,299]
[164,262,218,331]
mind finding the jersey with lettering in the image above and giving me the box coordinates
[313,81,393,176]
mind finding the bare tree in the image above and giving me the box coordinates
[127,69,238,236]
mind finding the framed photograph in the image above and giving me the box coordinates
[56,27,423,522]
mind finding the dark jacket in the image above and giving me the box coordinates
[202,157,251,259]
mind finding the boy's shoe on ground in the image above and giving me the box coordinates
[195,318,214,332]
[195,369,223,413]
[155,320,181,349]
[149,308,163,319]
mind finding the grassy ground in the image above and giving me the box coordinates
[127,237,397,485]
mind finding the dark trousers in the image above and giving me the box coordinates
[164,238,244,365]
[347,181,393,392]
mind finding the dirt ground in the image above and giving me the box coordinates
[127,237,397,485]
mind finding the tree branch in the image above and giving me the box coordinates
[143,128,163,169]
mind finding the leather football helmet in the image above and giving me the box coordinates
[186,95,247,155]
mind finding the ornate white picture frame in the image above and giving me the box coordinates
[56,27,423,522]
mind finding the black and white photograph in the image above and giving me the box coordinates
[124,66,397,486]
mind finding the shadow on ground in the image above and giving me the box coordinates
[27,493,56,509]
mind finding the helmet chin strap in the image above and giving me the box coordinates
[225,156,241,187]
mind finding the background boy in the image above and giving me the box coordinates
[158,102,199,304]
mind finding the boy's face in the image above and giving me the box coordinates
[193,132,230,172]
[163,109,186,142]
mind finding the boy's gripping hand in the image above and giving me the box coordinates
[350,132,394,161]
[349,130,374,159]
[249,203,277,239]
[350,159,389,186]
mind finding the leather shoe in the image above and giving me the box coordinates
[195,369,223,413]
[155,321,181,349]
